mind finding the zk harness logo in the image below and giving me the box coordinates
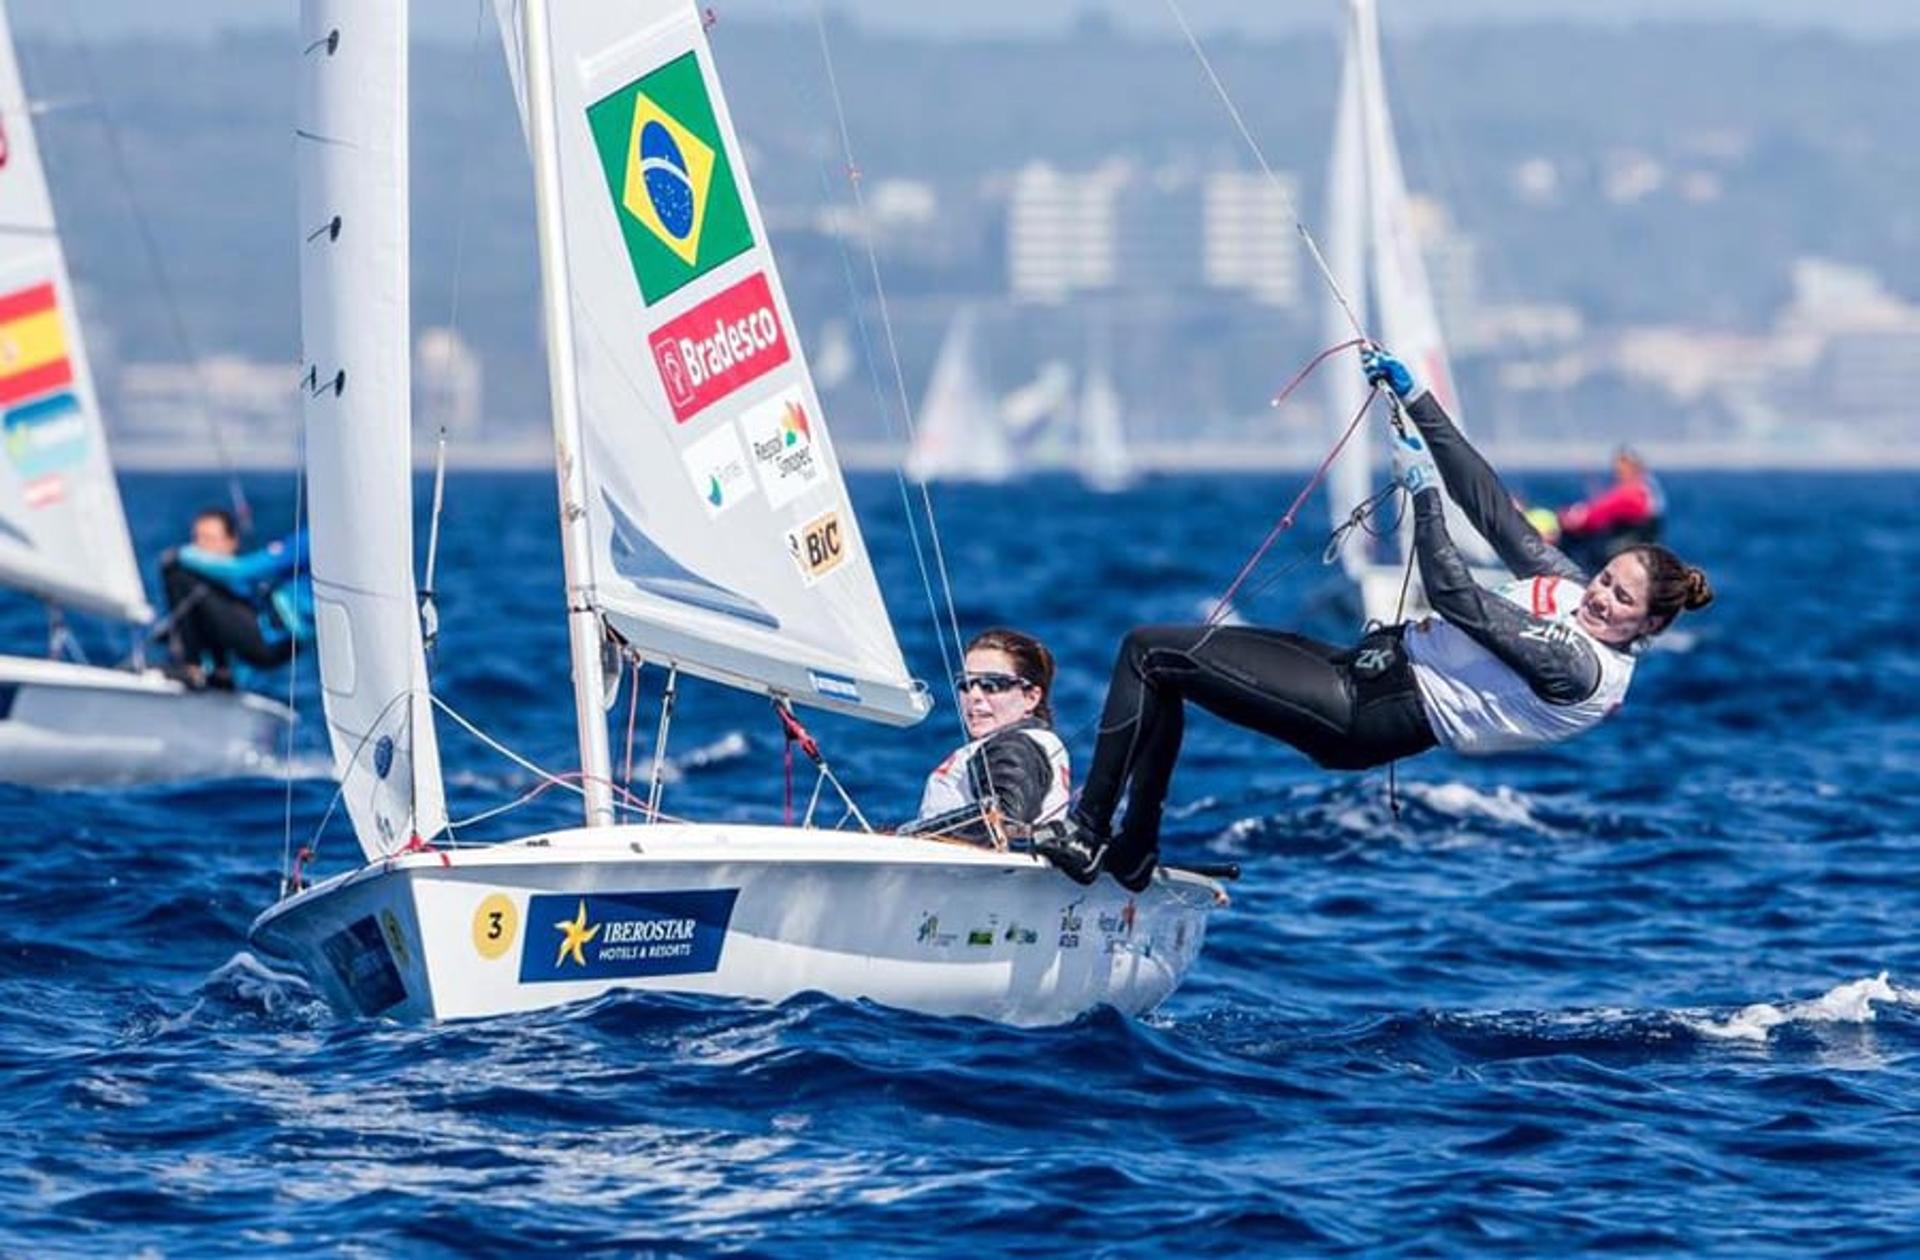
[519,889,739,984]
[588,52,753,306]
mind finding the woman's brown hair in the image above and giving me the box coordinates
[966,627,1056,726]
[1623,544,1714,635]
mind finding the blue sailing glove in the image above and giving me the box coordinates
[1360,345,1419,401]
[1389,424,1439,496]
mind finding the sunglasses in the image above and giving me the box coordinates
[952,671,1033,696]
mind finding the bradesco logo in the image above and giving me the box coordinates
[587,51,754,306]
[649,272,791,422]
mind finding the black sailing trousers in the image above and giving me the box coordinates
[1075,623,1438,870]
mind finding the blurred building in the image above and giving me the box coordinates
[1201,170,1301,308]
[1006,161,1129,302]
[114,356,298,464]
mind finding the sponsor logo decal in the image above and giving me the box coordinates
[966,928,994,948]
[0,280,87,487]
[739,385,822,508]
[519,890,738,983]
[1003,923,1038,946]
[680,421,757,518]
[587,51,753,305]
[1058,898,1084,949]
[380,908,412,970]
[809,670,861,703]
[915,912,955,948]
[786,507,846,585]
[648,272,791,422]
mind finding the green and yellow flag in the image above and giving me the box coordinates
[587,51,753,306]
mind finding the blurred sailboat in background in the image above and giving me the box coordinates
[904,305,1013,484]
[0,0,287,785]
[1321,0,1499,625]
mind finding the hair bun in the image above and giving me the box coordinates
[1683,567,1714,611]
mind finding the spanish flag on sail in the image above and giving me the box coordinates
[0,282,74,405]
[0,280,87,486]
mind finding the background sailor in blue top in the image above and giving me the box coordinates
[158,507,314,689]
[909,628,1071,843]
[1035,346,1714,891]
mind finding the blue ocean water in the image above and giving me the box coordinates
[2,469,1917,1257]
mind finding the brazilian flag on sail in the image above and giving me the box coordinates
[588,51,753,306]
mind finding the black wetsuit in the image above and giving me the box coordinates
[1077,391,1604,873]
[160,555,295,671]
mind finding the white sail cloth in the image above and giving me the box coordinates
[1322,0,1497,574]
[297,0,447,859]
[0,2,150,624]
[493,0,927,726]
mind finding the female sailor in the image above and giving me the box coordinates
[910,628,1072,842]
[1035,346,1714,888]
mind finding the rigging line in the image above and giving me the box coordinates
[805,146,958,720]
[1160,0,1368,345]
[419,0,498,653]
[426,692,651,819]
[1205,346,1376,625]
[279,430,308,894]
[810,7,970,733]
[59,12,251,531]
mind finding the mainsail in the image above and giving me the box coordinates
[904,306,1014,484]
[0,2,150,625]
[495,0,929,728]
[1323,0,1496,573]
[297,0,447,859]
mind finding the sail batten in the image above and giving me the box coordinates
[496,0,929,728]
[0,2,151,626]
[298,0,447,860]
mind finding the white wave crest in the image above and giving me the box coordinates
[1400,781,1554,832]
[1684,972,1919,1042]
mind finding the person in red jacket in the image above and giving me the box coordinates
[1558,447,1666,567]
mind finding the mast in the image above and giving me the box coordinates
[523,0,615,828]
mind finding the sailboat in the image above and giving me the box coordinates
[903,306,1014,484]
[1321,0,1499,625]
[1076,322,1134,493]
[250,0,1224,1024]
[0,1,289,786]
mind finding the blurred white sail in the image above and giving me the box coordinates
[905,306,1014,485]
[0,1,149,625]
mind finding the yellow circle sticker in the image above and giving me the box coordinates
[471,893,519,960]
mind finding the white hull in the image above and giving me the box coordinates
[250,824,1227,1026]
[0,655,292,787]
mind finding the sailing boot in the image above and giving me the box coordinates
[1105,845,1158,894]
[1031,814,1107,886]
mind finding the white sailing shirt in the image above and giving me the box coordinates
[1405,576,1636,754]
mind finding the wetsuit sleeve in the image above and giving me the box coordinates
[1405,391,1585,582]
[1412,489,1602,705]
[966,731,1056,825]
[176,533,307,598]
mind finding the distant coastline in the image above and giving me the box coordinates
[109,439,1920,475]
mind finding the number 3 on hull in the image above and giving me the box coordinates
[251,0,1226,1025]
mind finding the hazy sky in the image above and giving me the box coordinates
[11,0,1920,40]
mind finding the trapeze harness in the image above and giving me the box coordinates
[915,720,1071,835]
[1073,390,1636,861]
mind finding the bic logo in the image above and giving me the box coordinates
[787,509,846,585]
[587,52,753,305]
